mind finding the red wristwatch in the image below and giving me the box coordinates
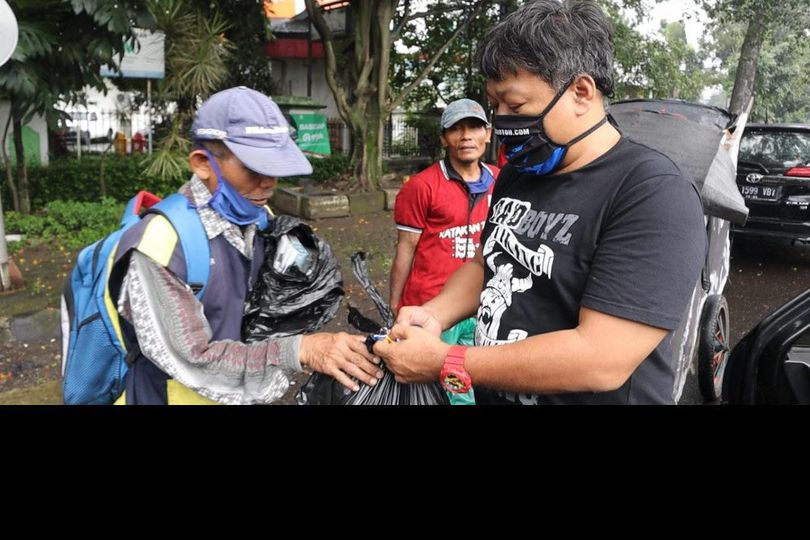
[440,345,472,394]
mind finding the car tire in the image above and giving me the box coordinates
[698,294,730,403]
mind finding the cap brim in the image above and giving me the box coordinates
[442,113,491,129]
[224,138,313,177]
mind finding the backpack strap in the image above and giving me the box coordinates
[148,193,211,300]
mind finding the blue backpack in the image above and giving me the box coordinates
[60,192,210,405]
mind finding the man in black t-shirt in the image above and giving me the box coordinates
[374,0,707,404]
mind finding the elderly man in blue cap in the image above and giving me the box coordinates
[111,86,382,404]
[389,98,500,404]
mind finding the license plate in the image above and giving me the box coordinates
[739,185,780,201]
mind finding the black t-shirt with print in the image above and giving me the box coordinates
[474,137,707,405]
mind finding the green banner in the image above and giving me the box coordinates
[290,113,331,155]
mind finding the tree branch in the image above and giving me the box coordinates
[388,0,489,112]
[376,1,396,111]
[392,3,471,40]
[304,0,352,125]
[392,0,411,39]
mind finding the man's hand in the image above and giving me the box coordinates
[300,333,384,392]
[373,324,450,384]
[395,305,443,336]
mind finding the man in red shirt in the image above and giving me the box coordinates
[390,100,499,403]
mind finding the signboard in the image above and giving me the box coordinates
[290,113,331,155]
[100,29,165,79]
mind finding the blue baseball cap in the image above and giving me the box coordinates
[192,86,313,177]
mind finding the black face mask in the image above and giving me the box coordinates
[493,78,608,175]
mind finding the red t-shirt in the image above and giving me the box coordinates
[394,160,500,309]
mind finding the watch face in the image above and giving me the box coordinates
[441,369,471,393]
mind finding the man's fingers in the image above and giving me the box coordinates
[387,323,415,341]
[372,339,392,358]
[396,307,428,327]
[345,334,379,363]
[349,351,384,379]
[340,359,379,388]
[331,368,361,392]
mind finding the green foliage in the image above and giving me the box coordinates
[392,1,512,109]
[602,2,710,101]
[4,211,47,236]
[4,198,125,249]
[0,1,153,122]
[705,13,810,122]
[145,0,232,103]
[216,0,276,95]
[308,0,489,190]
[1,154,188,212]
[6,240,25,255]
[136,0,234,185]
[389,138,420,157]
[405,113,442,161]
[701,0,810,29]
[700,0,810,116]
[285,154,350,183]
[307,154,351,183]
[393,1,712,107]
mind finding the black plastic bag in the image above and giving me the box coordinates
[350,252,394,328]
[243,215,344,340]
[296,252,449,405]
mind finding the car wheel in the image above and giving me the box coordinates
[698,294,730,403]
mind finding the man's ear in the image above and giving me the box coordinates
[572,75,598,116]
[189,149,212,181]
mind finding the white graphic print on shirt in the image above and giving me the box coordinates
[439,220,487,260]
[475,197,580,347]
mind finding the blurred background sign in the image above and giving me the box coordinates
[290,112,331,155]
[100,28,165,79]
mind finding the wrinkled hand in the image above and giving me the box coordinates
[373,324,450,384]
[395,306,443,337]
[300,333,384,392]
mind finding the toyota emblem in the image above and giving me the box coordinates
[746,173,763,184]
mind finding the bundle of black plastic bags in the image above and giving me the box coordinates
[243,215,344,339]
[244,218,447,405]
[296,252,448,405]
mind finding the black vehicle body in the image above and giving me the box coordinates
[734,123,810,242]
[724,288,810,404]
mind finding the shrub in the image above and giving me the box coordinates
[308,154,351,182]
[4,198,124,249]
[1,154,188,212]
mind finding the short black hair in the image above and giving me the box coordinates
[478,0,615,97]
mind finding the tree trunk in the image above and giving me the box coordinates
[369,1,395,191]
[357,101,383,191]
[729,14,767,117]
[307,0,484,191]
[99,154,107,198]
[1,112,19,212]
[12,118,30,215]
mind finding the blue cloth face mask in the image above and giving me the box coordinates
[465,164,496,194]
[493,78,607,175]
[202,148,269,229]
